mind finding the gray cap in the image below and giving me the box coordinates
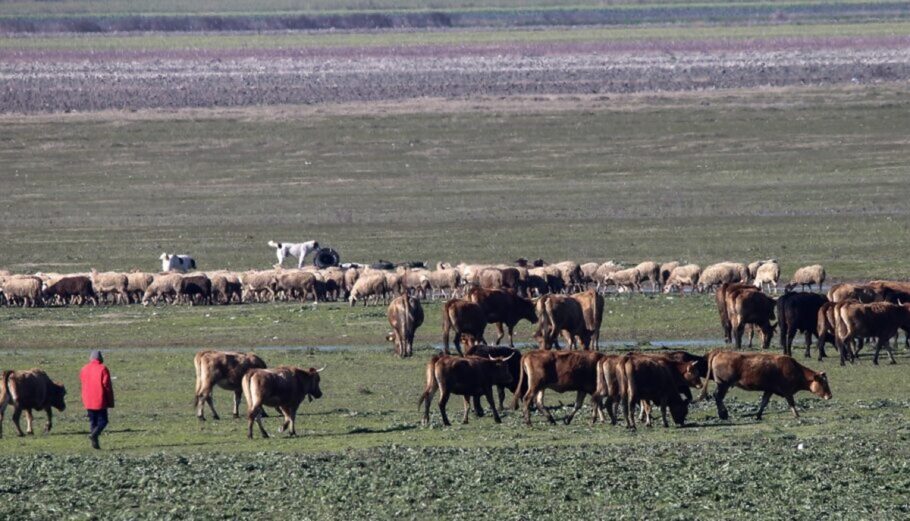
[90,350,103,362]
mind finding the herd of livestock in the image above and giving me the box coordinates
[1,249,907,441]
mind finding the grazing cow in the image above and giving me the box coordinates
[715,283,759,344]
[618,354,690,429]
[386,294,424,358]
[268,240,319,269]
[467,287,537,348]
[534,294,592,350]
[726,286,776,349]
[512,350,605,425]
[777,292,828,358]
[160,253,196,273]
[194,350,267,421]
[242,366,324,439]
[700,350,831,420]
[442,298,488,355]
[836,302,910,365]
[0,369,67,438]
[418,354,515,426]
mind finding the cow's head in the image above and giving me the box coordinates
[49,381,67,412]
[487,354,516,385]
[302,367,325,401]
[682,361,703,388]
[519,297,538,323]
[246,353,267,370]
[669,398,688,426]
[810,372,832,400]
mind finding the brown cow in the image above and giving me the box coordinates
[512,350,604,425]
[836,301,910,365]
[727,287,776,349]
[618,354,690,429]
[0,369,67,438]
[386,294,424,358]
[467,287,537,348]
[418,354,515,426]
[534,294,592,350]
[442,298,487,355]
[815,301,838,362]
[716,283,759,344]
[572,289,604,350]
[699,350,831,420]
[242,365,324,439]
[194,350,267,420]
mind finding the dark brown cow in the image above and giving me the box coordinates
[618,354,690,429]
[418,354,515,426]
[386,294,424,358]
[242,366,324,439]
[467,287,537,348]
[727,287,776,349]
[716,283,759,344]
[776,292,828,358]
[836,301,910,365]
[194,350,267,420]
[699,350,831,420]
[512,350,604,425]
[464,345,522,412]
[442,298,487,355]
[0,369,67,438]
[534,294,592,350]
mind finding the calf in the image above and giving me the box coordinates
[618,354,690,429]
[777,292,828,358]
[442,298,488,355]
[699,350,831,420]
[418,354,514,426]
[512,350,604,425]
[467,287,537,348]
[194,350,267,420]
[386,294,424,358]
[0,369,67,438]
[242,366,324,439]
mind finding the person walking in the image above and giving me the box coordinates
[80,350,114,449]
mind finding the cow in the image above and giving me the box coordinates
[442,298,488,355]
[160,253,196,273]
[194,350,267,421]
[0,369,67,438]
[466,287,537,348]
[777,292,828,358]
[617,354,690,429]
[727,286,776,349]
[835,302,910,365]
[815,301,838,362]
[418,354,515,426]
[268,240,319,269]
[534,294,592,350]
[699,350,832,420]
[242,365,324,439]
[715,283,759,344]
[463,345,522,412]
[512,350,605,426]
[572,289,604,350]
[386,294,424,358]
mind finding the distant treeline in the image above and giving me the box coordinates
[1,3,908,34]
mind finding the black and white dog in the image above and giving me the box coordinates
[268,240,319,269]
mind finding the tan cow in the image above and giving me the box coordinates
[0,369,67,438]
[242,366,324,439]
[386,294,424,357]
[194,350,267,420]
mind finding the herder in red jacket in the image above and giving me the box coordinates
[80,350,114,449]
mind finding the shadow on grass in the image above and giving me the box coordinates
[346,424,417,435]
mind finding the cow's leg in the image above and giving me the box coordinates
[660,402,669,428]
[485,389,502,423]
[522,386,535,426]
[496,385,506,411]
[462,397,471,424]
[286,406,298,437]
[25,409,34,435]
[11,407,25,437]
[623,392,636,430]
[733,323,745,350]
[803,331,813,358]
[472,395,485,417]
[564,390,586,425]
[205,389,220,421]
[535,390,556,425]
[714,383,731,420]
[44,408,53,434]
[453,332,464,356]
[507,324,516,348]
[438,390,452,427]
[785,394,800,419]
[493,323,505,346]
[232,389,243,418]
[755,391,772,420]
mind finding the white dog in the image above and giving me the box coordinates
[160,253,196,272]
[268,240,319,269]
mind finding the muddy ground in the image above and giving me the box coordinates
[2,36,909,113]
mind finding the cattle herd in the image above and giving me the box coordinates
[1,251,907,441]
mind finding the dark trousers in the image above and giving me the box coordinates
[87,409,109,437]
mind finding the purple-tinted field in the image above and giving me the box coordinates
[1,35,909,113]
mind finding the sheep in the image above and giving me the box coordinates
[579,263,599,286]
[659,261,680,286]
[602,268,641,293]
[2,275,43,307]
[633,261,661,292]
[209,271,242,304]
[395,268,429,299]
[241,270,279,302]
[786,265,826,292]
[142,273,183,305]
[479,268,504,290]
[593,261,621,292]
[178,273,213,305]
[425,268,461,299]
[698,262,744,291]
[753,260,781,293]
[321,267,347,301]
[663,264,702,293]
[42,275,96,306]
[349,273,389,306]
[552,261,583,292]
[344,267,361,297]
[455,264,490,287]
[384,271,404,297]
[126,271,155,304]
[276,270,316,302]
[90,269,129,305]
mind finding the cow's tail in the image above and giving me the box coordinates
[241,374,255,419]
[442,301,454,354]
[620,356,634,414]
[535,295,552,344]
[417,356,440,411]
[0,370,13,409]
[511,356,527,411]
[698,351,716,401]
[402,298,413,350]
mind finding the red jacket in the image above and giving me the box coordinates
[80,360,114,410]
